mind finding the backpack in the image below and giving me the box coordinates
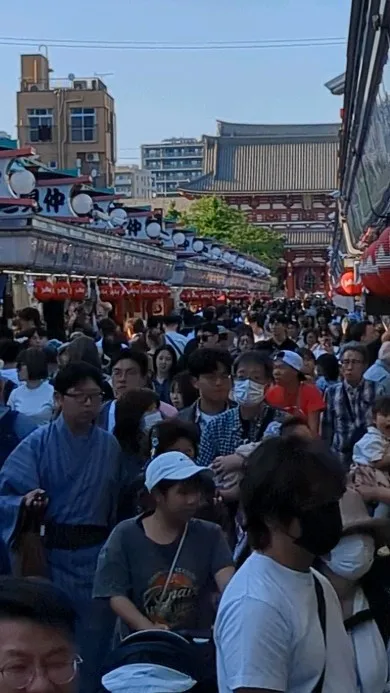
[0,409,19,469]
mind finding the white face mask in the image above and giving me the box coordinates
[323,533,375,581]
[233,379,265,406]
[142,411,163,431]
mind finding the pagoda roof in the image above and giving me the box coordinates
[284,229,333,247]
[179,125,339,195]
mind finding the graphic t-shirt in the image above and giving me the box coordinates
[93,515,233,629]
[265,382,325,418]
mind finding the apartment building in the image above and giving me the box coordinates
[141,137,204,197]
[17,54,116,188]
[114,165,155,198]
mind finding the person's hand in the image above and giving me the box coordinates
[23,489,48,509]
[355,485,377,502]
[212,454,244,475]
[148,622,170,631]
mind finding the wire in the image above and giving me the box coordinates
[0,35,346,51]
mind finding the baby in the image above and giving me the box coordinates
[350,396,390,518]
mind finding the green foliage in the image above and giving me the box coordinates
[179,196,284,269]
[165,201,181,222]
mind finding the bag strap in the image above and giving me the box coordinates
[313,575,327,693]
[156,523,188,615]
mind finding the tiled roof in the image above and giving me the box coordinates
[180,134,339,195]
[284,229,333,247]
[217,121,340,138]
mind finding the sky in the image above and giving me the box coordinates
[0,0,351,164]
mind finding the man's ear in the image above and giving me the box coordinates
[191,377,200,393]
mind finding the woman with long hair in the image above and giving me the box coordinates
[152,344,177,404]
[113,388,161,521]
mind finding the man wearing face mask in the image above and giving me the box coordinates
[215,436,358,693]
[198,351,285,469]
[318,489,390,693]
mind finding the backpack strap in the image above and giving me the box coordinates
[313,575,326,693]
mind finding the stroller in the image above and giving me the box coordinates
[99,629,217,693]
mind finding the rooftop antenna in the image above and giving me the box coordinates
[94,72,114,79]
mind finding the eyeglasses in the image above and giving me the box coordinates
[0,655,83,689]
[64,391,104,404]
[196,335,212,343]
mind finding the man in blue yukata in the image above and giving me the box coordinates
[0,361,123,693]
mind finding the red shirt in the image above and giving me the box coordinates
[265,382,325,418]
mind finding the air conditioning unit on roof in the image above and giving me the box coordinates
[86,153,100,162]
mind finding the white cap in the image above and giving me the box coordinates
[145,451,204,492]
[274,350,304,372]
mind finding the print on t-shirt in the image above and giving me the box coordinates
[143,568,198,627]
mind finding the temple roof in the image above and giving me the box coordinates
[216,121,340,138]
[179,125,339,195]
[284,229,333,247]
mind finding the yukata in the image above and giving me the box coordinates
[0,414,123,693]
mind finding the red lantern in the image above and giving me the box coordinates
[99,283,124,301]
[33,280,56,302]
[361,242,388,296]
[70,282,87,301]
[339,270,362,297]
[54,281,71,301]
[376,227,390,292]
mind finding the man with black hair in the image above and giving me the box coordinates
[199,351,285,468]
[98,349,176,431]
[195,322,219,349]
[162,314,188,358]
[0,577,79,693]
[18,307,41,332]
[179,348,234,433]
[215,436,357,693]
[0,362,122,693]
[256,314,298,355]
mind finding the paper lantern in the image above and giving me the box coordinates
[54,282,71,300]
[360,242,387,295]
[33,280,55,301]
[339,270,362,297]
[9,169,36,195]
[70,282,87,301]
[99,283,123,301]
[71,193,93,216]
[376,227,390,291]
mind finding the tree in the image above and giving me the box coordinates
[165,201,181,222]
[180,196,284,270]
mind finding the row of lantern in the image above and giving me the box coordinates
[33,280,172,302]
[360,227,390,296]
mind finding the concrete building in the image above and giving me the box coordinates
[114,165,155,198]
[141,137,204,197]
[17,54,116,188]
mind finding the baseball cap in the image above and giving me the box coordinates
[145,451,205,492]
[274,350,304,372]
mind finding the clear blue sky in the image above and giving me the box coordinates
[1,0,351,164]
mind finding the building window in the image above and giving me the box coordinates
[70,108,96,142]
[27,108,53,143]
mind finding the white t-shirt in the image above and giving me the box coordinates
[214,553,358,693]
[8,381,54,426]
[0,367,19,385]
[353,426,387,465]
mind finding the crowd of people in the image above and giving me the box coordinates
[1,296,390,692]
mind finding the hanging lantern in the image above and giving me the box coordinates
[9,169,36,196]
[376,227,390,292]
[99,282,124,301]
[70,281,87,301]
[33,280,56,302]
[361,241,388,296]
[339,270,362,297]
[54,281,71,301]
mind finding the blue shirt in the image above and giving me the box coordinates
[364,359,390,396]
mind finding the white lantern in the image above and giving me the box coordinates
[211,246,221,259]
[172,231,186,247]
[237,257,245,268]
[71,193,93,216]
[223,251,232,263]
[192,239,204,253]
[9,169,36,196]
[109,208,128,226]
[146,221,161,239]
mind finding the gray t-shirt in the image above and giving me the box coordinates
[93,515,233,629]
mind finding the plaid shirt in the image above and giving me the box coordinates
[321,379,383,469]
[198,405,285,467]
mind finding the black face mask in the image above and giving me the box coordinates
[295,500,342,556]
